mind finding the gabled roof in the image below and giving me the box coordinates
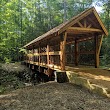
[24,7,108,48]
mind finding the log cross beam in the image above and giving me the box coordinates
[77,21,83,27]
[67,27,103,33]
[60,32,67,71]
[77,20,92,28]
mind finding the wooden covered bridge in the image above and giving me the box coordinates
[23,7,108,78]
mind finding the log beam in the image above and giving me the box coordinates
[75,38,78,66]
[87,24,92,28]
[60,32,67,70]
[47,44,51,76]
[38,45,41,71]
[94,34,99,68]
[84,20,87,27]
[77,21,83,27]
[47,45,49,66]
[93,8,108,36]
[77,37,93,42]
[94,34,103,68]
[67,27,103,33]
[98,35,104,55]
[59,9,93,34]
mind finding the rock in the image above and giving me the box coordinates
[91,84,110,97]
[55,71,69,83]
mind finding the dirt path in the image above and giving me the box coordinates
[0,82,110,110]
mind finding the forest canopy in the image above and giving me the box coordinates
[0,0,110,65]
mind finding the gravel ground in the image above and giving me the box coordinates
[0,82,110,110]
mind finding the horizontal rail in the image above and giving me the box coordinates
[66,51,94,55]
[27,51,61,56]
[24,60,61,70]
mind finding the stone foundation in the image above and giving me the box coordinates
[66,71,110,98]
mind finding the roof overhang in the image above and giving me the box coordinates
[23,7,108,48]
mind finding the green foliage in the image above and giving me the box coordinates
[0,86,5,94]
[4,57,11,63]
[19,48,27,54]
[0,63,31,93]
[0,0,109,66]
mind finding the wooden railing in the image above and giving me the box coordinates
[25,49,61,70]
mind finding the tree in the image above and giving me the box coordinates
[0,0,96,63]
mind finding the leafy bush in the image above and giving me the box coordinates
[0,63,31,93]
[0,86,5,94]
[4,57,11,63]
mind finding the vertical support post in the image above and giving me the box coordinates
[75,38,78,66]
[38,44,41,72]
[32,46,34,62]
[60,32,67,71]
[94,34,99,68]
[47,44,51,76]
[98,35,104,56]
[38,47,40,64]
[60,41,63,70]
[47,45,49,66]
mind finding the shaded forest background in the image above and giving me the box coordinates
[0,0,110,66]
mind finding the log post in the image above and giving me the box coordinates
[75,38,78,66]
[98,35,104,56]
[38,44,41,72]
[47,45,49,66]
[60,32,67,71]
[94,34,103,68]
[94,34,99,68]
[47,44,51,76]
[32,45,34,62]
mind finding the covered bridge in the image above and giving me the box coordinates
[23,7,108,76]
